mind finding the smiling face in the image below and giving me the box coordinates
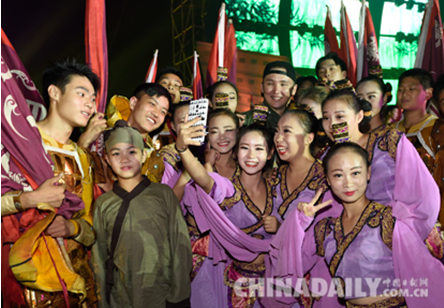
[49,75,96,128]
[326,149,370,205]
[261,69,297,115]
[157,73,183,104]
[274,113,312,162]
[397,76,432,111]
[322,99,363,142]
[211,83,238,112]
[105,142,147,181]
[237,131,271,176]
[208,115,238,154]
[356,80,386,117]
[128,94,169,135]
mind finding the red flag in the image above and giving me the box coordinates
[145,49,159,83]
[357,1,382,81]
[85,0,108,114]
[1,29,46,121]
[224,19,237,85]
[415,0,444,82]
[324,5,340,55]
[206,2,227,88]
[339,2,358,86]
[192,51,204,100]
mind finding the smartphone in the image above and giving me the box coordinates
[188,98,209,143]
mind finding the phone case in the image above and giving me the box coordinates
[188,98,209,143]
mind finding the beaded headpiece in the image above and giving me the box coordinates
[179,87,193,102]
[332,122,350,143]
[217,67,228,82]
[214,93,230,109]
[252,105,269,125]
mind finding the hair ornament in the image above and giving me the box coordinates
[252,105,269,125]
[217,67,228,82]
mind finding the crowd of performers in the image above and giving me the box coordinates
[2,50,444,308]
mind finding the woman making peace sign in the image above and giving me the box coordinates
[276,142,444,308]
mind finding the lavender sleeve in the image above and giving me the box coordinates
[265,207,340,307]
[161,160,181,189]
[190,173,271,263]
[269,207,314,280]
[389,135,444,307]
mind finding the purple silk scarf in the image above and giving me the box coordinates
[193,182,271,263]
[1,44,84,221]
[1,29,46,121]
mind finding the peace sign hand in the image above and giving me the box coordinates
[297,189,332,217]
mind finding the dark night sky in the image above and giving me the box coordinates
[2,0,220,101]
[4,0,443,101]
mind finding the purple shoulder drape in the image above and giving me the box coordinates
[1,29,46,121]
[1,48,84,219]
[191,173,271,264]
[389,135,444,307]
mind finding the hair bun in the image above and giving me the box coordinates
[330,78,355,92]
[114,119,129,128]
[384,82,393,104]
[359,98,372,112]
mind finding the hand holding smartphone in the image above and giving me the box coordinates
[188,98,209,143]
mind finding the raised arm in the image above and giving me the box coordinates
[175,116,214,194]
[172,170,191,202]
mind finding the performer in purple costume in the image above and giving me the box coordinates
[273,108,326,222]
[176,119,278,308]
[161,109,241,283]
[299,142,444,308]
[319,89,443,260]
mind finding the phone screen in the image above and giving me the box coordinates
[188,98,209,143]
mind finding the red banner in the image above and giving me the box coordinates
[415,0,444,82]
[357,1,382,81]
[145,49,158,83]
[340,4,358,86]
[324,5,340,55]
[85,0,109,113]
[193,51,204,100]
